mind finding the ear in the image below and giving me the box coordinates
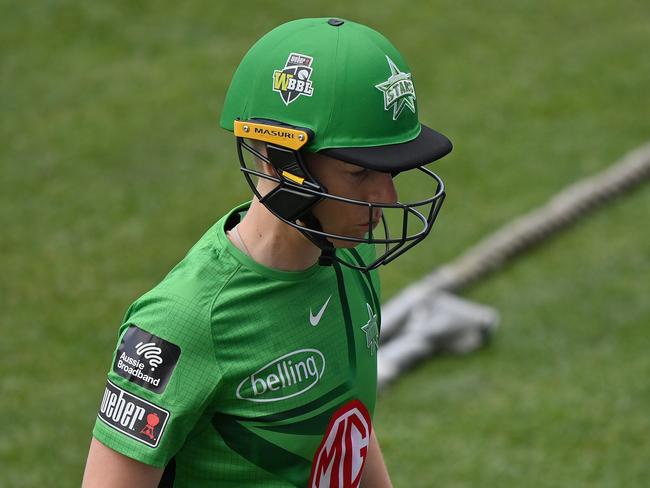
[246,138,267,157]
[246,139,279,177]
[259,155,280,178]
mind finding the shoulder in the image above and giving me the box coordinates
[128,217,242,321]
[117,223,243,367]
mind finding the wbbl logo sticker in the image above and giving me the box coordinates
[97,380,170,448]
[272,52,314,105]
[113,325,181,394]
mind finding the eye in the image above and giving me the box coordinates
[351,168,370,178]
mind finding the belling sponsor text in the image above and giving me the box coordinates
[236,349,325,402]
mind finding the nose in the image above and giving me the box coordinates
[369,171,398,205]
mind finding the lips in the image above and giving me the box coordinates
[356,211,382,228]
[357,220,381,228]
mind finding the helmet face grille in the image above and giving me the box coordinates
[236,131,446,272]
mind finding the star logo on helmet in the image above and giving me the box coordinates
[375,56,416,120]
[361,303,379,355]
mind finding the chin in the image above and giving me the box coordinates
[332,241,361,249]
[329,232,367,249]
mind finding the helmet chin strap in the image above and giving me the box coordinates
[297,212,337,267]
[254,139,340,267]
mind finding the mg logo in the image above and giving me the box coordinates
[309,400,372,488]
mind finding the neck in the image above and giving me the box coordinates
[232,197,323,271]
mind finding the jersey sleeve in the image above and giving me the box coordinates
[92,292,222,468]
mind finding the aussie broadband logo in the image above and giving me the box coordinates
[113,325,181,394]
[236,349,325,402]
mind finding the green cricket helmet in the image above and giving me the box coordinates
[220,17,451,271]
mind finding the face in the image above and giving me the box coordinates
[305,152,399,248]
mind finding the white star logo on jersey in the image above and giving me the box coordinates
[375,55,416,120]
[361,303,379,355]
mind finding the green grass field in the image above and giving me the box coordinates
[2,1,649,486]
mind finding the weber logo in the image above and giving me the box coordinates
[113,325,181,393]
[97,380,170,448]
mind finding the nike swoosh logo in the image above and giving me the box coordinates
[310,296,332,326]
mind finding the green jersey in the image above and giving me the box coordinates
[93,202,382,487]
